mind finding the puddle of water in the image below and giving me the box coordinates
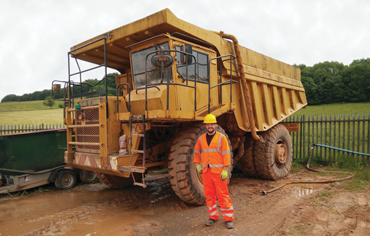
[289,184,325,197]
[0,185,144,236]
[0,179,175,236]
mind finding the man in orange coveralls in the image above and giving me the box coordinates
[193,114,234,229]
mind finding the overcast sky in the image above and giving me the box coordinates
[1,0,369,101]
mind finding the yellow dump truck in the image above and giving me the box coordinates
[52,9,307,205]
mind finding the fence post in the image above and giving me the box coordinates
[333,114,336,160]
[338,114,341,157]
[324,115,327,160]
[302,115,306,158]
[357,114,360,161]
[352,114,355,161]
[320,115,323,159]
[367,113,370,162]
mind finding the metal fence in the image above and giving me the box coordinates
[282,113,370,162]
[0,124,65,135]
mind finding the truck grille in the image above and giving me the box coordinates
[75,108,100,153]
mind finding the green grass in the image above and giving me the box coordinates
[0,100,64,112]
[294,102,370,116]
[0,109,64,125]
[0,100,65,125]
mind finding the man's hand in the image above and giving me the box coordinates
[221,170,228,180]
[196,164,203,174]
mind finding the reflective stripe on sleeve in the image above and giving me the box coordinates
[199,136,203,152]
[194,150,201,154]
[222,150,231,155]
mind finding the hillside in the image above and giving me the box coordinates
[1,100,369,126]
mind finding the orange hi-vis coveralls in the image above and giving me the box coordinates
[193,132,234,222]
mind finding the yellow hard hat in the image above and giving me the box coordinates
[204,114,217,124]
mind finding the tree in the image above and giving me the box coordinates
[43,96,55,108]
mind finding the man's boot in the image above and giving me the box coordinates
[226,221,234,229]
[204,218,216,226]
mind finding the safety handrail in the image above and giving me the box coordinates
[67,35,108,117]
[208,54,237,113]
[116,83,131,113]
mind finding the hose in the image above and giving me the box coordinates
[0,165,67,175]
[261,144,354,195]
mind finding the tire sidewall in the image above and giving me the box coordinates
[269,125,293,179]
[188,126,207,201]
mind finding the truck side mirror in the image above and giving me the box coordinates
[185,45,193,65]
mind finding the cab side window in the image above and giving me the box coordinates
[176,46,209,83]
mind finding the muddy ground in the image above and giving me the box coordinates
[0,169,369,236]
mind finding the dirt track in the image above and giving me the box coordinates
[0,170,369,236]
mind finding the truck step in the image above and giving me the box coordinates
[131,150,144,154]
[119,165,146,173]
[131,115,145,120]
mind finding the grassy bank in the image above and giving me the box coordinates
[0,100,64,112]
[294,102,370,116]
[0,109,64,125]
[1,100,369,125]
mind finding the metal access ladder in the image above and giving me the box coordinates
[118,115,147,188]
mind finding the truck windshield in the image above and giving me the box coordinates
[131,42,172,88]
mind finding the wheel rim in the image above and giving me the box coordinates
[84,171,96,182]
[61,173,74,188]
[274,138,288,168]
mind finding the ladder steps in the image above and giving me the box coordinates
[131,150,144,154]
[128,114,146,188]
[119,165,146,173]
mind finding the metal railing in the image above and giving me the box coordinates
[282,113,370,162]
[208,55,237,113]
[0,124,65,135]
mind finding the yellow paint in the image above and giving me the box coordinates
[65,8,308,173]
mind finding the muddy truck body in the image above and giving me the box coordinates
[53,8,307,205]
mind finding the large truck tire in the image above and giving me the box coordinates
[254,124,293,180]
[95,172,142,188]
[239,138,259,178]
[168,124,233,205]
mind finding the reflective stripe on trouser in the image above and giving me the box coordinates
[202,169,234,221]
